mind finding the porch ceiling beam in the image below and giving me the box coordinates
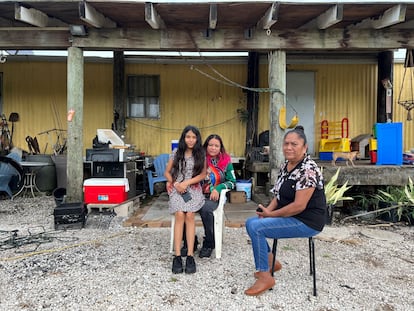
[145,2,165,30]
[256,2,279,30]
[209,4,217,30]
[0,28,70,49]
[300,4,343,30]
[372,4,406,29]
[14,4,68,28]
[79,1,116,28]
[68,28,414,51]
[351,4,406,29]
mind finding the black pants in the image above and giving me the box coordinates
[183,199,219,249]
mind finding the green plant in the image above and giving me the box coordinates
[372,181,414,222]
[324,168,353,205]
[353,194,374,211]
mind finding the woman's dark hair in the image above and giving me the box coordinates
[284,125,307,145]
[172,125,205,179]
[203,134,227,154]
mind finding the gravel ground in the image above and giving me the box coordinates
[0,196,413,311]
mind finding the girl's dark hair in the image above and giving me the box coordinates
[172,125,205,179]
[284,125,307,144]
[203,134,227,154]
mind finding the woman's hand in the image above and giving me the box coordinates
[209,189,219,201]
[166,181,174,194]
[256,204,271,218]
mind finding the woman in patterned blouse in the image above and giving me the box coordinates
[244,126,327,296]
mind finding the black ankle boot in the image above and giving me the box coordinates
[172,256,183,274]
[185,256,196,274]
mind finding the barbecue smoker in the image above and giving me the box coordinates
[85,129,143,200]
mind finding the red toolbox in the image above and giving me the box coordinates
[83,178,129,204]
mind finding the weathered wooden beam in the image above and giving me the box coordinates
[15,4,49,27]
[69,28,414,51]
[66,46,84,203]
[145,2,165,30]
[0,28,70,49]
[300,4,343,30]
[268,50,286,182]
[79,1,116,28]
[352,4,406,29]
[209,3,217,30]
[372,4,406,29]
[256,2,279,30]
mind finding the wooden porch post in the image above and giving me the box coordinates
[113,51,125,134]
[377,51,394,123]
[66,46,84,202]
[268,50,286,183]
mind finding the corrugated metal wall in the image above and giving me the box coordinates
[1,59,413,158]
[124,63,247,156]
[257,63,414,153]
[393,63,414,152]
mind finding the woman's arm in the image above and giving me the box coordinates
[258,187,315,218]
[175,160,207,193]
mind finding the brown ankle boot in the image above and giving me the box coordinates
[253,254,282,278]
[245,272,275,296]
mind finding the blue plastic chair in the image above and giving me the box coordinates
[146,153,169,195]
[0,152,23,198]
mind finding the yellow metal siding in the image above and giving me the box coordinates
[1,60,413,158]
[124,63,247,156]
[392,63,414,152]
[258,64,379,153]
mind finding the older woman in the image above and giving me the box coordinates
[244,126,326,296]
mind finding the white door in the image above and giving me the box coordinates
[286,71,316,156]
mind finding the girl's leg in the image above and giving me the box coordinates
[174,212,185,256]
[185,212,196,256]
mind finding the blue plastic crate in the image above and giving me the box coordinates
[319,152,333,161]
[375,123,403,165]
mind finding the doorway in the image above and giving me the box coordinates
[286,71,316,156]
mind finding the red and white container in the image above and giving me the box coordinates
[83,178,129,204]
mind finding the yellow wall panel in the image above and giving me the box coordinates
[1,59,413,159]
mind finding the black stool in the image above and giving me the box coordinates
[271,237,317,296]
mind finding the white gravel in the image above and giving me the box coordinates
[0,196,413,311]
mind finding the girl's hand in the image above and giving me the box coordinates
[174,182,187,194]
[209,189,219,201]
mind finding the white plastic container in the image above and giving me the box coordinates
[236,180,252,201]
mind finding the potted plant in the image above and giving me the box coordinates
[324,168,353,224]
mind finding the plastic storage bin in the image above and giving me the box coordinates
[374,123,403,165]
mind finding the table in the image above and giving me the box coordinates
[12,161,50,199]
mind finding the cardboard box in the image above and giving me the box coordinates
[83,178,129,204]
[229,191,247,203]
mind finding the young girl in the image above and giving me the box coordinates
[164,125,206,274]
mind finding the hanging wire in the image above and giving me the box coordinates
[129,115,238,132]
[184,29,284,95]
